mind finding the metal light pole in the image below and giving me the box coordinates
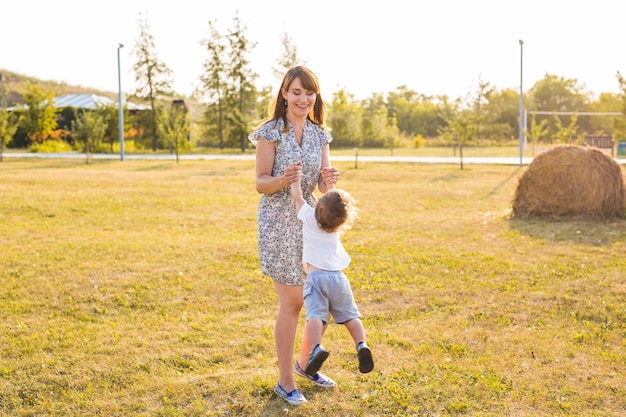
[117,43,125,162]
[518,39,524,167]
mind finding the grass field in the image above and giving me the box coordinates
[1,143,558,159]
[1,157,625,416]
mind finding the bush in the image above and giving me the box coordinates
[109,140,136,153]
[414,134,425,148]
[29,140,73,153]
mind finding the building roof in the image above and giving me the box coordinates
[54,93,115,109]
[54,93,151,111]
[7,93,150,111]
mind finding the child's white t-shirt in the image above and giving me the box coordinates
[297,203,351,271]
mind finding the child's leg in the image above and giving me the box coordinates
[297,318,326,368]
[344,318,366,347]
[305,318,325,350]
[344,318,374,373]
[295,319,336,386]
[302,318,329,375]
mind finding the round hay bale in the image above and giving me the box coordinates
[513,145,625,219]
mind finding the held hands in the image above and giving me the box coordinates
[321,167,339,186]
[283,163,339,189]
[284,161,302,186]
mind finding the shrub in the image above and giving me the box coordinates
[29,139,73,153]
[414,134,425,148]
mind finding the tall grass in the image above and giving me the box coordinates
[1,158,625,416]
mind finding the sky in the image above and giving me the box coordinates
[2,0,625,102]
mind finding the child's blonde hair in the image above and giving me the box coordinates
[315,189,359,233]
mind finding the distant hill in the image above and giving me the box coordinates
[0,68,202,122]
[0,68,117,105]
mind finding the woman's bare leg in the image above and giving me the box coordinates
[274,282,304,392]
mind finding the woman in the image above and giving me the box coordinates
[248,66,339,406]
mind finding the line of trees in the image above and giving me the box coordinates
[2,10,626,160]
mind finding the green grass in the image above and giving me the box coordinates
[2,143,556,159]
[331,144,540,158]
[1,158,625,416]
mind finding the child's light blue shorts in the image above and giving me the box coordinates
[303,270,360,324]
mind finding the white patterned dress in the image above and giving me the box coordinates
[249,118,332,286]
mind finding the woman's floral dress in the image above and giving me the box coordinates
[249,118,332,286]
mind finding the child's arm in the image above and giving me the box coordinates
[319,145,337,192]
[289,162,306,212]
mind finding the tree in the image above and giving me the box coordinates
[71,110,108,164]
[553,113,579,144]
[98,105,129,153]
[0,109,17,162]
[361,93,399,149]
[527,74,589,139]
[20,83,57,145]
[439,96,478,170]
[131,15,173,151]
[482,88,519,142]
[0,83,19,162]
[524,114,549,156]
[225,11,258,152]
[198,19,228,149]
[159,101,191,163]
[386,86,446,138]
[587,92,620,136]
[252,85,273,124]
[272,31,304,81]
[468,76,493,142]
[327,89,362,147]
[437,78,492,169]
[410,96,447,138]
[386,87,418,136]
[614,71,626,142]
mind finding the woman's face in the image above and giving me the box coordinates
[282,77,316,118]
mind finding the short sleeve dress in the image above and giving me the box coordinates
[249,118,332,286]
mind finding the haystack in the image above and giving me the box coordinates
[513,145,625,219]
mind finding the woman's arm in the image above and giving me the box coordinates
[254,138,299,194]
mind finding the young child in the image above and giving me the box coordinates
[290,163,374,378]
